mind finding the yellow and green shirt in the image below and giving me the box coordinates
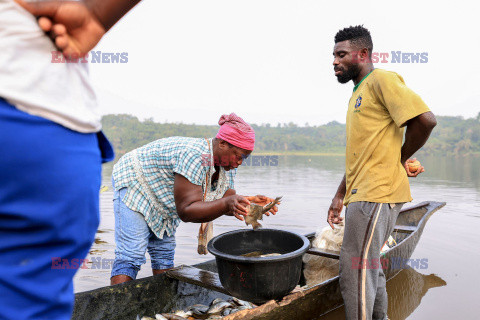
[344,69,430,206]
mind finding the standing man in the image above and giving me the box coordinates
[327,25,437,320]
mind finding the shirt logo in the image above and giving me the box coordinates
[355,96,362,108]
[354,95,362,113]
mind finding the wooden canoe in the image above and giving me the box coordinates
[72,201,445,320]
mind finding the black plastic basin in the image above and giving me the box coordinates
[207,229,310,304]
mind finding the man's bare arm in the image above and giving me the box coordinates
[401,111,437,176]
[327,174,346,229]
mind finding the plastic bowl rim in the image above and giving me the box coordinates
[207,228,311,263]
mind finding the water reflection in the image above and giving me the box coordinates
[102,154,480,190]
[72,155,480,319]
[94,238,107,245]
[387,268,446,320]
[318,268,447,320]
[417,155,480,190]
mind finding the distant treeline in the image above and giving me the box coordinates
[102,113,480,157]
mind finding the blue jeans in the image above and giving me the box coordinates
[111,185,176,280]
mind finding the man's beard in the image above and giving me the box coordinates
[336,64,361,84]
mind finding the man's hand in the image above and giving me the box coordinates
[15,0,106,58]
[225,195,250,221]
[327,196,344,229]
[327,175,346,229]
[403,158,425,178]
[246,195,280,216]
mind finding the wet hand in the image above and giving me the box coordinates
[15,0,105,59]
[246,195,280,216]
[327,196,344,229]
[226,195,250,221]
[403,158,425,178]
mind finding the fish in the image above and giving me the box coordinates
[173,310,192,318]
[259,253,281,257]
[209,298,225,305]
[231,297,256,309]
[139,297,257,320]
[241,251,282,258]
[207,300,233,315]
[241,250,263,257]
[221,308,238,316]
[187,304,210,318]
[245,196,282,229]
[197,222,213,255]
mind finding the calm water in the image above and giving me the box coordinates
[74,155,480,319]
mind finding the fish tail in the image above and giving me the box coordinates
[252,221,262,229]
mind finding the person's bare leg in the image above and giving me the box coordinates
[110,274,133,285]
[152,268,172,275]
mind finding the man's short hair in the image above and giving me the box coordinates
[335,25,373,57]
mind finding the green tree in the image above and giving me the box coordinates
[101,113,480,157]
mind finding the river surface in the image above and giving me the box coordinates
[74,155,480,319]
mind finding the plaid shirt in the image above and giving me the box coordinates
[112,137,236,239]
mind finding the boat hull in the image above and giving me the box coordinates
[72,201,445,320]
[221,201,446,320]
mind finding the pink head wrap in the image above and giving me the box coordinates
[215,113,255,151]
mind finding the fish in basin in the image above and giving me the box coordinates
[245,196,282,229]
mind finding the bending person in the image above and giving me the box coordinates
[110,113,279,285]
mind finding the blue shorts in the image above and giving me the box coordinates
[111,183,176,280]
[0,98,114,320]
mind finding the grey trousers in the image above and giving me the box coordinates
[339,202,404,320]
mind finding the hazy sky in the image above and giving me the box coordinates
[89,0,479,126]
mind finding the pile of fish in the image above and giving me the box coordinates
[137,297,256,320]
